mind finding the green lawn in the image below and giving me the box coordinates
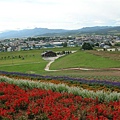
[0,62,47,74]
[0,49,48,74]
[0,47,79,74]
[0,48,120,81]
[50,50,120,70]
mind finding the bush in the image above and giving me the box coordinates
[82,42,93,50]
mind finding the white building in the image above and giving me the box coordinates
[107,48,116,52]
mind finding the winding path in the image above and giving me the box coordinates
[43,51,120,72]
[43,51,77,71]
[43,51,95,71]
[43,55,63,71]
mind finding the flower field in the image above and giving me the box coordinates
[0,74,120,120]
[0,71,120,89]
[0,82,120,120]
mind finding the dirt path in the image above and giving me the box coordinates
[61,67,120,71]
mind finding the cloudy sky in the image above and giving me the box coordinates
[0,0,120,32]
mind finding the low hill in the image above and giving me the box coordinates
[0,28,69,39]
[0,26,120,39]
[41,26,120,36]
[50,51,120,70]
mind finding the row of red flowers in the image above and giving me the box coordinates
[0,82,120,120]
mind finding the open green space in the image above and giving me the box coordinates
[50,50,120,69]
[0,47,79,73]
[0,48,120,81]
[0,62,47,74]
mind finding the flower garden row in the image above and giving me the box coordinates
[0,70,120,89]
[0,80,120,120]
[0,71,120,120]
[40,79,120,93]
[0,76,120,102]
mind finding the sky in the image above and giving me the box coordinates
[0,0,120,32]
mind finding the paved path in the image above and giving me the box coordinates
[43,51,77,71]
[43,55,63,71]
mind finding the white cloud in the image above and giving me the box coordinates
[0,0,120,32]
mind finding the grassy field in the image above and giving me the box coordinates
[50,50,120,69]
[0,48,120,81]
[44,70,120,81]
[0,47,79,74]
[87,50,120,60]
[0,49,47,74]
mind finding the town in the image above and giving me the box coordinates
[0,35,120,52]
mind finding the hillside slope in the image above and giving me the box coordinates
[50,51,120,69]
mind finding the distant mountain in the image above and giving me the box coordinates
[0,28,69,39]
[36,26,120,36]
[78,26,120,34]
[0,26,120,39]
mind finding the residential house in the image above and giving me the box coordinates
[97,49,104,51]
[41,51,57,57]
[106,48,116,52]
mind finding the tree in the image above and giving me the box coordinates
[62,42,67,47]
[82,42,93,50]
[115,42,120,46]
[95,43,99,47]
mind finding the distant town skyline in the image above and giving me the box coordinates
[0,0,120,32]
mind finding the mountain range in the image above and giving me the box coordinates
[0,26,120,39]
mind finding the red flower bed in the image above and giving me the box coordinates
[0,82,120,120]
